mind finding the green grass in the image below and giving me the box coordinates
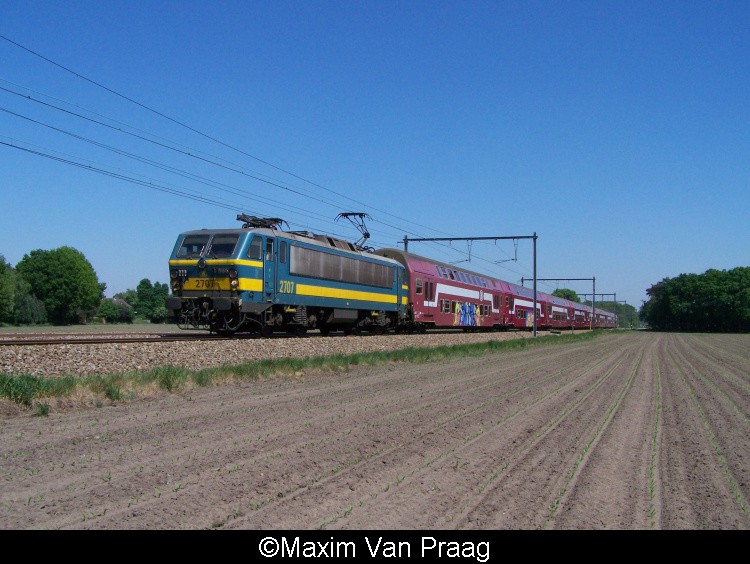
[0,330,605,409]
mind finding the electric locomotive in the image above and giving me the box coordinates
[165,215,407,336]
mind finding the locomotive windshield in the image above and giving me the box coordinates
[207,234,240,258]
[176,234,211,258]
[176,233,240,259]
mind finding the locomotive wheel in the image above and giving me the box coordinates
[292,326,307,337]
[319,325,331,336]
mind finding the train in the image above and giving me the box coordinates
[165,215,617,336]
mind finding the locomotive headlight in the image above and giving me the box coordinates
[172,281,181,291]
[230,278,239,289]
[171,270,179,280]
[229,269,238,279]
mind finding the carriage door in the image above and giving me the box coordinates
[426,280,435,312]
[264,238,276,299]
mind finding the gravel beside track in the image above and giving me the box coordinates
[0,326,555,378]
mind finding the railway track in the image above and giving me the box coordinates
[0,333,237,346]
[0,327,508,347]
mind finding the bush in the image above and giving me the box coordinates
[97,298,135,324]
[149,305,169,324]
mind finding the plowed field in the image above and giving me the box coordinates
[1,332,748,530]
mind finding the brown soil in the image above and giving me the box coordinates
[0,332,748,530]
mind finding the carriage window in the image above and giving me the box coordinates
[416,278,423,295]
[247,237,263,260]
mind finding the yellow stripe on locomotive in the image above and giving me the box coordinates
[295,283,399,304]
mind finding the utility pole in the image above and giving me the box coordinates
[403,233,539,336]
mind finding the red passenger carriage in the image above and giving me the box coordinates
[375,249,616,332]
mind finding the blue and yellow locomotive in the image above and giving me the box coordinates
[165,215,408,336]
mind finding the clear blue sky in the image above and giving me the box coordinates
[1,0,748,310]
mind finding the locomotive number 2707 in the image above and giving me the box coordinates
[278,280,295,294]
[194,279,218,289]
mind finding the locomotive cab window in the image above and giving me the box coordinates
[207,234,239,258]
[177,234,210,258]
[247,237,263,260]
[279,241,287,264]
[265,239,274,260]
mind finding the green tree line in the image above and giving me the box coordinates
[1,248,169,326]
[639,267,750,332]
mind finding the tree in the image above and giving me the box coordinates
[552,288,580,303]
[639,267,750,332]
[114,289,138,308]
[1,255,48,325]
[15,292,47,324]
[0,255,14,322]
[135,279,156,318]
[16,247,103,325]
[134,278,169,321]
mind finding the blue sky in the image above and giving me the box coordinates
[1,0,748,310]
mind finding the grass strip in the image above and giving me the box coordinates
[0,331,602,410]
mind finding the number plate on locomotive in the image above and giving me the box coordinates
[185,278,221,290]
